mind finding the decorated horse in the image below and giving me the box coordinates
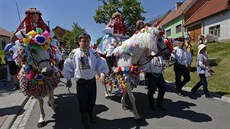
[13,8,61,127]
[99,26,171,123]
[13,28,60,127]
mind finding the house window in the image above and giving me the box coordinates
[166,29,171,36]
[176,24,181,33]
[209,25,220,37]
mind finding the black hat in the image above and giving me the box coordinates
[177,37,185,42]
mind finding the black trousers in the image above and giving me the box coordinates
[174,64,190,92]
[145,72,166,105]
[192,74,209,94]
[77,77,96,113]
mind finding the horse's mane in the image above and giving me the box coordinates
[113,27,158,55]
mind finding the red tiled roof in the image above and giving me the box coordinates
[160,0,193,26]
[184,0,229,26]
[0,27,13,37]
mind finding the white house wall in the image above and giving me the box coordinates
[203,10,230,41]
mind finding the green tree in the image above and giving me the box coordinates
[96,37,103,45]
[63,22,86,48]
[94,0,145,36]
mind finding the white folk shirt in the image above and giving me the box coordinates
[172,46,191,65]
[141,56,164,74]
[62,48,109,80]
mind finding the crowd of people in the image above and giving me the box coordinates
[1,9,215,129]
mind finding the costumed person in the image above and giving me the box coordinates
[191,44,214,98]
[99,12,127,56]
[134,20,144,34]
[15,8,50,34]
[141,53,167,111]
[4,35,20,91]
[98,12,128,72]
[62,34,109,129]
[172,37,191,96]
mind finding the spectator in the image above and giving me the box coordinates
[185,37,193,71]
[62,33,109,129]
[198,35,205,45]
[191,44,214,98]
[4,35,19,91]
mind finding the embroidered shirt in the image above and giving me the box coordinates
[141,56,164,74]
[62,48,109,80]
[172,46,191,65]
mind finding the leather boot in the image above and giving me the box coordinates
[88,109,96,124]
[157,92,166,111]
[148,90,155,111]
[80,113,90,129]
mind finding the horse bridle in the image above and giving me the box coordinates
[28,47,52,69]
[136,46,168,66]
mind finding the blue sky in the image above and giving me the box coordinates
[0,0,184,44]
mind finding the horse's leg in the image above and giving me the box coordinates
[37,98,46,127]
[121,92,128,110]
[48,89,57,111]
[126,82,141,123]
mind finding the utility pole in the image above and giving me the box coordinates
[46,20,50,30]
[16,2,21,22]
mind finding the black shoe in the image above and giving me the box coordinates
[89,116,96,124]
[157,104,166,111]
[191,89,197,94]
[205,93,212,98]
[149,104,155,111]
[12,86,20,91]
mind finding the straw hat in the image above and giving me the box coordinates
[198,44,206,54]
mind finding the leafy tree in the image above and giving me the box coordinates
[63,22,86,48]
[96,37,103,45]
[94,0,146,36]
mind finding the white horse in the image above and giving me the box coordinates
[102,26,171,123]
[14,29,60,127]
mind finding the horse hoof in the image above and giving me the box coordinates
[37,121,46,128]
[134,118,141,124]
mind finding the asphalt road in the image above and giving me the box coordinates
[14,79,230,129]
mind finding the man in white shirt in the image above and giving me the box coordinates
[62,33,109,129]
[142,54,166,111]
[172,38,191,96]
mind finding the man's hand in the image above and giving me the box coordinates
[100,73,106,85]
[66,80,72,88]
[209,69,214,75]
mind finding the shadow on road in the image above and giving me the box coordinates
[109,91,212,124]
[0,105,25,117]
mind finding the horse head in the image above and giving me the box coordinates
[14,28,58,77]
[113,26,171,66]
[149,26,171,60]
